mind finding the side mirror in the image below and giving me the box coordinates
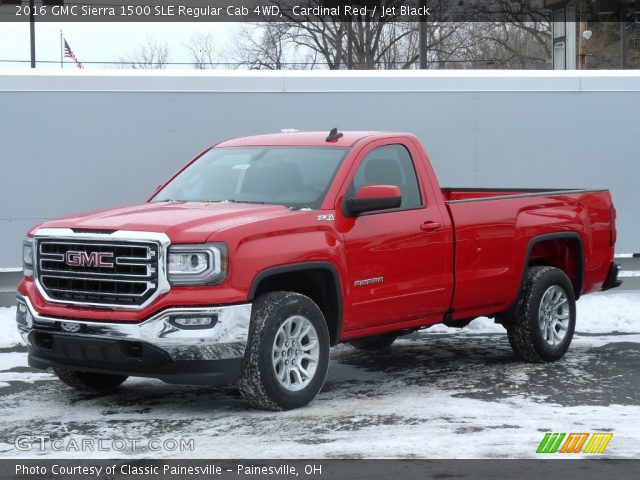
[343,185,402,217]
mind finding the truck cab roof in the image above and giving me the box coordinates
[216,131,406,148]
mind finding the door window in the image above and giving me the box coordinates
[348,144,422,209]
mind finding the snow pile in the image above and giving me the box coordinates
[575,292,640,333]
[0,307,21,348]
[427,316,504,334]
[619,271,640,277]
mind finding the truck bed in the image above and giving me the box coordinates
[441,187,614,321]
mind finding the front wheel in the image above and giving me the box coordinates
[238,291,330,410]
[506,266,576,362]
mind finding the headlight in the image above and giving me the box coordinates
[23,238,34,277]
[167,243,227,285]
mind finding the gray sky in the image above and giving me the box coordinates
[0,22,238,69]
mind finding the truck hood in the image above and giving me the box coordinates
[35,201,299,244]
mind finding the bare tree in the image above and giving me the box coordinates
[119,37,169,69]
[373,21,467,69]
[185,33,219,69]
[227,1,460,70]
[247,1,473,70]
[376,22,420,69]
[226,1,551,70]
[276,1,398,69]
[463,22,551,69]
[232,23,314,70]
[465,0,551,68]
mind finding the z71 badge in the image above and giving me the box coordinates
[317,214,335,221]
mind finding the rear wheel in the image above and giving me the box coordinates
[506,266,576,362]
[53,368,128,391]
[238,291,330,410]
[350,334,397,351]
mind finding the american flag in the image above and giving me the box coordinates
[63,39,84,69]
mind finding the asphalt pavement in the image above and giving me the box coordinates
[0,258,637,459]
[0,301,638,459]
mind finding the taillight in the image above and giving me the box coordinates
[610,206,617,246]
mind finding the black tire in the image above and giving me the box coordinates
[238,291,330,411]
[53,367,128,391]
[506,266,576,363]
[350,334,397,351]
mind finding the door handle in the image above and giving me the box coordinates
[420,221,441,232]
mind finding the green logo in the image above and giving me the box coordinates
[537,432,613,454]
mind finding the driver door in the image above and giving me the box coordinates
[336,140,452,332]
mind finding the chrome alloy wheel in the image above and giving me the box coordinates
[272,315,320,392]
[538,285,570,346]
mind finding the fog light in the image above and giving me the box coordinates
[174,316,212,326]
[170,316,216,329]
[16,302,32,328]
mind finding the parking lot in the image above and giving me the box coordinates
[0,278,638,459]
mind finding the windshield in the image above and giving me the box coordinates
[153,146,349,209]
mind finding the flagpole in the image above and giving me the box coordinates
[60,31,63,69]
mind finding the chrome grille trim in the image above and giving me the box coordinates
[33,228,171,310]
[37,266,155,279]
[40,275,155,294]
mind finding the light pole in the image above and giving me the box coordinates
[419,0,427,69]
[583,29,592,69]
[29,0,35,68]
[23,1,65,68]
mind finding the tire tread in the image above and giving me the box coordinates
[238,291,330,411]
[507,266,576,363]
[237,292,291,411]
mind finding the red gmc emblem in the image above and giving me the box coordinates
[65,251,114,268]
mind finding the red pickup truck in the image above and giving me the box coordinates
[16,130,621,410]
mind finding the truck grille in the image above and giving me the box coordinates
[36,239,160,307]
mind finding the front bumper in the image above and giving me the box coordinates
[16,294,252,385]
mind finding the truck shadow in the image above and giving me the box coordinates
[1,333,637,457]
[329,332,640,407]
[1,333,638,416]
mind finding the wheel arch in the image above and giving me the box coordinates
[248,262,343,346]
[520,232,585,301]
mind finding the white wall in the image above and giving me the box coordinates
[1,70,638,269]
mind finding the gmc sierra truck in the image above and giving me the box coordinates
[16,130,621,410]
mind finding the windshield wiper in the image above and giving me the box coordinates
[220,199,267,205]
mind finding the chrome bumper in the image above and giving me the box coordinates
[16,295,252,362]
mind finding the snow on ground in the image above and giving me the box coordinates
[0,307,20,348]
[423,291,640,335]
[0,292,638,459]
[575,292,640,333]
[620,271,640,277]
[1,331,638,459]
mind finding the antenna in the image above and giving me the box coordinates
[326,127,344,142]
